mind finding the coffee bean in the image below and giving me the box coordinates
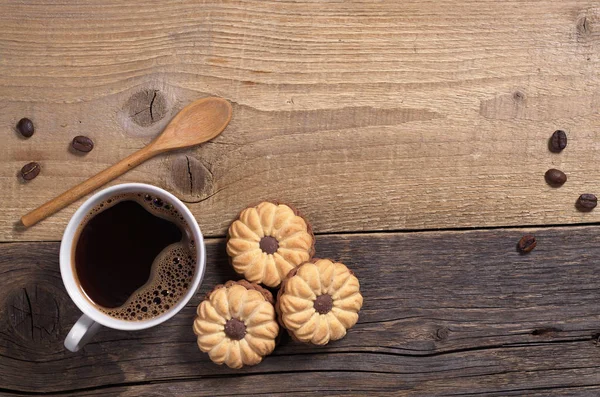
[16,118,34,138]
[549,130,567,152]
[577,194,598,211]
[20,162,40,181]
[544,169,567,187]
[517,235,536,253]
[71,135,94,152]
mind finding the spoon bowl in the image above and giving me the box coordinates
[151,97,232,152]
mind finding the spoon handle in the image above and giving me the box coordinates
[21,145,157,227]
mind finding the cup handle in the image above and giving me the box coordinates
[64,314,102,352]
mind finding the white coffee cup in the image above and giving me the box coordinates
[60,183,206,352]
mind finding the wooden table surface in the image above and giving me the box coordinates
[3,1,600,395]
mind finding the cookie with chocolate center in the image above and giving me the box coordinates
[194,280,279,369]
[227,201,315,288]
[276,259,363,345]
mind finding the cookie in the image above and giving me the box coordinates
[226,201,315,288]
[276,259,363,345]
[193,280,279,369]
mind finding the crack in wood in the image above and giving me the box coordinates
[445,383,600,396]
[185,156,193,196]
[2,363,600,396]
[22,288,33,340]
[149,90,157,121]
[179,185,226,204]
[531,327,562,336]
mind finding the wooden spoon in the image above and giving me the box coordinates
[21,97,232,227]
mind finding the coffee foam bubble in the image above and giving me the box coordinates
[82,192,196,321]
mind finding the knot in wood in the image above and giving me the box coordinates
[434,327,450,341]
[577,16,593,37]
[125,89,168,127]
[7,285,61,344]
[513,91,525,101]
[168,155,214,202]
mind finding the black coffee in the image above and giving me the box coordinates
[73,193,196,321]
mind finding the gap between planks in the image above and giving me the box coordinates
[5,219,600,245]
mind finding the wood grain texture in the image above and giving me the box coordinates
[4,227,600,395]
[3,1,600,240]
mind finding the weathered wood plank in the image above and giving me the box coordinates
[3,1,600,241]
[3,227,600,394]
[4,368,600,397]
